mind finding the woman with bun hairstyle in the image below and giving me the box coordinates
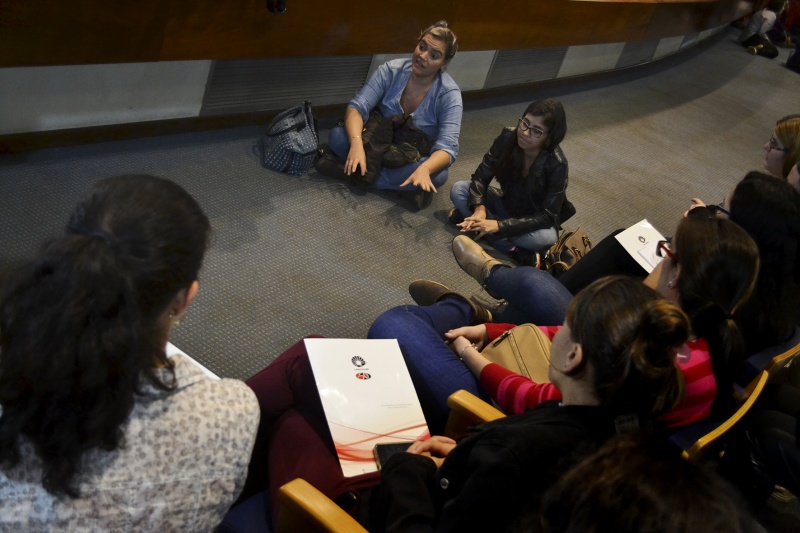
[0,175,259,530]
[366,276,688,532]
[247,277,686,530]
[537,434,753,533]
[378,213,758,432]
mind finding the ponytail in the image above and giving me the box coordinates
[0,235,172,496]
[0,174,209,497]
[673,216,759,413]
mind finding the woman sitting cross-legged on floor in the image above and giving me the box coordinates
[245,276,687,531]
[369,213,759,434]
[447,99,568,262]
[320,20,461,210]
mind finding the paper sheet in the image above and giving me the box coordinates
[614,219,667,273]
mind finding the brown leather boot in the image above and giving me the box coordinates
[408,280,493,324]
[452,235,506,291]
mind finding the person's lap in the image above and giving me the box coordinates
[367,302,490,434]
[450,181,557,253]
[329,125,448,191]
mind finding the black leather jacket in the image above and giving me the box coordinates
[468,128,568,237]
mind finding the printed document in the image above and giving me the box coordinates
[305,338,430,477]
[614,219,667,273]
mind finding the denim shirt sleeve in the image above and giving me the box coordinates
[348,59,462,165]
[428,71,463,164]
[348,59,407,123]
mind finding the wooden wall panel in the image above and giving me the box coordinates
[0,0,754,67]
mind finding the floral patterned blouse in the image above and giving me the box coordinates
[0,354,259,532]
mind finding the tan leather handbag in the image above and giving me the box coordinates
[480,324,552,383]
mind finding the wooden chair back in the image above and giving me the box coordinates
[681,370,769,461]
[276,478,367,533]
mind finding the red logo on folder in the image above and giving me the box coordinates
[355,372,371,380]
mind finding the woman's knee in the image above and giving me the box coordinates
[431,167,449,188]
[367,306,411,339]
[514,227,559,252]
[328,126,350,160]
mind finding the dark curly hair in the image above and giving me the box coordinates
[729,171,800,353]
[0,174,211,497]
[495,99,567,180]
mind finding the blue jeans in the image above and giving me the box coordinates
[450,180,558,253]
[328,125,449,191]
[367,299,491,434]
[487,265,572,326]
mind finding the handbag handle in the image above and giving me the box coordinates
[267,0,287,14]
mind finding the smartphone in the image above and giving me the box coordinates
[373,442,412,470]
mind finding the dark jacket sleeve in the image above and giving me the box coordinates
[496,149,568,237]
[467,128,514,209]
[434,439,527,533]
[369,453,440,533]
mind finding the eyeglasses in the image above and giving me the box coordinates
[656,237,675,259]
[518,118,546,138]
[768,136,787,152]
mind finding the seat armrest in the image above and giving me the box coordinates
[444,390,505,439]
[276,478,367,533]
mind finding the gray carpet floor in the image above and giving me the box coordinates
[0,26,799,531]
[0,30,795,381]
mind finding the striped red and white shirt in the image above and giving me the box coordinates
[480,323,717,428]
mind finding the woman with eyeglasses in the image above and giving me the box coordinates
[535,114,799,297]
[447,99,569,263]
[249,277,687,531]
[375,214,759,433]
[763,114,800,183]
[459,169,800,354]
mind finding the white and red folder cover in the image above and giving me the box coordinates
[304,338,430,477]
[614,218,667,274]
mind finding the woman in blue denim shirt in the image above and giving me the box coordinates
[327,21,462,209]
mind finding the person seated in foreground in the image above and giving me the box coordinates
[245,276,687,531]
[377,213,758,433]
[534,434,755,533]
[319,20,461,210]
[0,175,259,530]
[447,99,569,261]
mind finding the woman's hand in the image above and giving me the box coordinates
[407,436,457,468]
[683,198,706,218]
[445,325,488,350]
[345,144,367,176]
[400,165,437,192]
[460,218,499,239]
